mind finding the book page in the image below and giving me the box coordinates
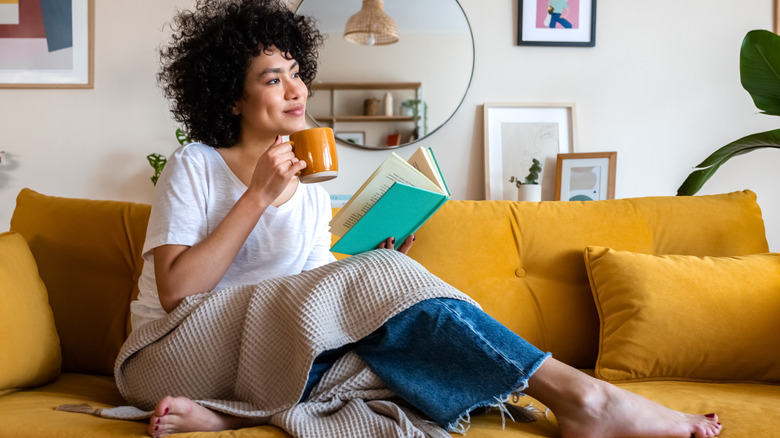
[330,152,443,237]
[407,147,448,195]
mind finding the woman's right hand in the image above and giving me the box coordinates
[249,135,307,204]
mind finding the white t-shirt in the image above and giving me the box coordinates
[131,143,336,330]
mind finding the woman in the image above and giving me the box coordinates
[123,1,723,437]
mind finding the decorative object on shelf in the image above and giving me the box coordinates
[401,99,428,136]
[364,97,380,116]
[344,0,399,46]
[678,29,780,196]
[554,152,616,201]
[383,92,393,116]
[0,0,94,88]
[517,0,596,47]
[509,158,542,202]
[336,131,366,145]
[483,102,576,201]
[387,133,401,147]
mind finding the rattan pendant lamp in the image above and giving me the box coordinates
[344,0,399,46]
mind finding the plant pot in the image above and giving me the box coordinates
[517,184,542,202]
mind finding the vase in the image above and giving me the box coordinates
[383,92,393,116]
[364,98,380,116]
[517,184,542,202]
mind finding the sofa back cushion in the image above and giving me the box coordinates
[10,189,150,375]
[408,191,768,368]
[0,232,61,394]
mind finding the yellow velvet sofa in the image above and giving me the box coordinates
[1,187,779,437]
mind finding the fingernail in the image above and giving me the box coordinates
[164,407,169,415]
[154,425,159,431]
[412,235,416,241]
[705,413,715,418]
[156,418,160,424]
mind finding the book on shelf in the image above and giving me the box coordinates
[329,146,450,255]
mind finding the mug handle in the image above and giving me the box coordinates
[287,140,302,176]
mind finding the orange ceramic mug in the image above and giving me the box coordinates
[288,127,338,183]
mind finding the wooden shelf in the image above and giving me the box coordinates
[313,115,415,123]
[310,82,422,147]
[312,82,421,91]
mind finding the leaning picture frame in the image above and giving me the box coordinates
[335,131,366,146]
[483,103,576,201]
[517,0,597,47]
[554,152,616,201]
[0,0,94,88]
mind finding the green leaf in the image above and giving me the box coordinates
[677,129,780,195]
[175,128,192,145]
[740,30,780,116]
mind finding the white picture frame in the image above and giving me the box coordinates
[483,103,576,201]
[0,0,94,88]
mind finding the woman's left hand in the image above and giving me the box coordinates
[378,235,415,254]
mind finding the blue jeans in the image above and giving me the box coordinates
[550,13,572,28]
[303,298,551,430]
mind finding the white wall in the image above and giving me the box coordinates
[1,0,778,250]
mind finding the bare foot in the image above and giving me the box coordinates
[525,358,722,438]
[148,396,263,437]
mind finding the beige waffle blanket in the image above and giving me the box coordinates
[108,250,477,437]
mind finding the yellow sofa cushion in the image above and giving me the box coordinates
[585,246,780,383]
[10,189,151,375]
[0,232,61,394]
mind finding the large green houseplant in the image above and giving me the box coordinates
[677,29,780,196]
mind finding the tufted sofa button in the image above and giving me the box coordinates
[515,268,526,278]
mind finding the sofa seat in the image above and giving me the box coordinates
[0,373,777,437]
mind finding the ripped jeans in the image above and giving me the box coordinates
[303,298,551,431]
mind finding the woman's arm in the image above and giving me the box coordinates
[155,138,305,312]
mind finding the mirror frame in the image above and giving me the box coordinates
[296,0,475,150]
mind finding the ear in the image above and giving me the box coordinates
[232,105,241,116]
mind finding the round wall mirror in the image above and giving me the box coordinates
[296,0,474,149]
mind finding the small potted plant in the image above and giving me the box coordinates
[509,158,542,202]
[400,99,428,136]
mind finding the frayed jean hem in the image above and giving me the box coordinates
[445,352,551,434]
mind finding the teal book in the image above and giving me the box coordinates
[330,147,449,255]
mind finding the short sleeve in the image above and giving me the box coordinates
[142,146,210,255]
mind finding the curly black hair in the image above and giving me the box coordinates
[157,0,323,148]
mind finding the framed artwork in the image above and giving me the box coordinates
[0,0,94,88]
[554,152,616,201]
[335,131,365,146]
[517,0,597,47]
[775,0,779,34]
[483,103,576,201]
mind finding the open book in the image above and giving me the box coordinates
[330,147,450,255]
